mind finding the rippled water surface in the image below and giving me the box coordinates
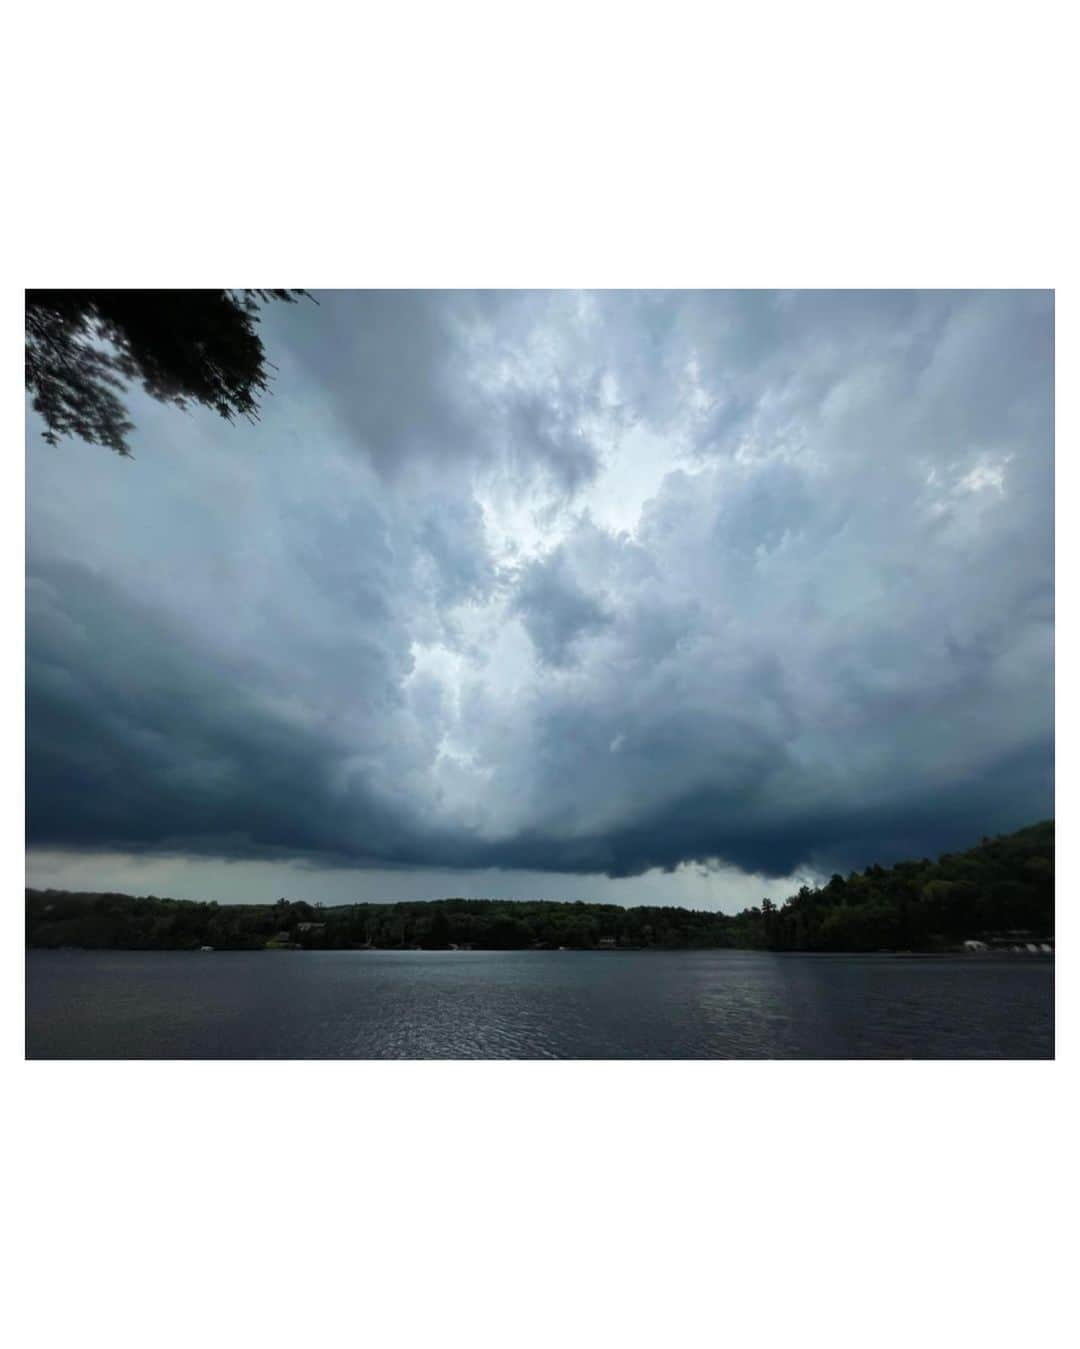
[26,949,1053,1059]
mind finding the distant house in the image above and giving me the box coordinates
[965,933,1052,954]
[597,937,617,949]
[987,930,1053,953]
[297,922,326,934]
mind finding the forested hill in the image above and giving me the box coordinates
[26,821,1053,953]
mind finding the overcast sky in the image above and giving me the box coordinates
[26,291,1053,910]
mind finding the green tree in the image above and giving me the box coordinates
[25,289,309,457]
[425,910,451,949]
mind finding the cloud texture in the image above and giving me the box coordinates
[27,291,1053,892]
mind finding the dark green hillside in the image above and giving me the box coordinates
[732,820,1053,951]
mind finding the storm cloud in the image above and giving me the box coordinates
[26,291,1053,901]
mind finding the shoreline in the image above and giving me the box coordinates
[27,945,1054,958]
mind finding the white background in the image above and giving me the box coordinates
[4,3,1073,1347]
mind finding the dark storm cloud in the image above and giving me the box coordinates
[28,559,405,861]
[272,290,606,498]
[512,548,612,667]
[26,290,1053,884]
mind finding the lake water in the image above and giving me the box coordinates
[26,949,1053,1059]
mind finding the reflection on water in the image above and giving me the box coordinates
[26,949,1053,1060]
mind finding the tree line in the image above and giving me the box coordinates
[26,821,1053,953]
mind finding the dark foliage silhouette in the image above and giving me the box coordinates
[25,289,308,456]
